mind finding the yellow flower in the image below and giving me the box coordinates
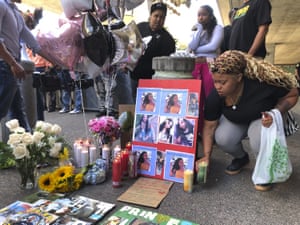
[53,166,73,179]
[59,148,69,161]
[38,173,56,192]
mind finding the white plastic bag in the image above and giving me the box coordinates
[252,109,292,184]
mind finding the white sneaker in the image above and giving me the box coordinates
[69,109,82,114]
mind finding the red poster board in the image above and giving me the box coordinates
[132,79,201,183]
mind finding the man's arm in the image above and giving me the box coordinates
[0,43,26,79]
[248,24,269,57]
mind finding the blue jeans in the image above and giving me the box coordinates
[8,81,31,132]
[115,69,134,105]
[0,61,18,120]
[59,70,82,110]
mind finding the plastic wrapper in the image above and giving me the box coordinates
[83,159,107,184]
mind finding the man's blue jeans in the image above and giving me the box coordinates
[0,61,18,120]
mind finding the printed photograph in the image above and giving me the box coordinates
[136,88,161,114]
[173,117,195,147]
[187,92,199,117]
[160,89,188,117]
[133,114,158,144]
[157,116,175,144]
[164,151,195,183]
[132,145,157,176]
[155,150,165,176]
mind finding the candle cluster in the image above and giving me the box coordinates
[73,138,99,168]
[112,142,134,187]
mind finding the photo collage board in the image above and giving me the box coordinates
[132,79,202,183]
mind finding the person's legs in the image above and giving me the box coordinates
[74,86,82,111]
[36,87,45,120]
[247,118,262,157]
[115,69,134,105]
[215,115,250,175]
[95,74,106,115]
[130,78,138,103]
[0,61,18,120]
[8,82,31,132]
[48,91,57,112]
[59,89,71,113]
[215,115,248,158]
[197,63,214,136]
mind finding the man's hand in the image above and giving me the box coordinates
[10,62,26,79]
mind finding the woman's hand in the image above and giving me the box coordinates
[195,156,210,172]
[261,111,273,128]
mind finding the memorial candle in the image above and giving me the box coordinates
[112,155,122,187]
[89,145,97,164]
[121,149,129,176]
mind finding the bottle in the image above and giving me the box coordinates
[112,155,122,187]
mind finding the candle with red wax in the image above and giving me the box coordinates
[121,149,129,176]
[112,155,122,187]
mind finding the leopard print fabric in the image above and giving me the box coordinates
[210,50,299,90]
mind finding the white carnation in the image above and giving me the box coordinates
[21,133,34,145]
[49,142,62,157]
[32,131,45,144]
[13,144,29,159]
[5,119,20,132]
[51,124,62,135]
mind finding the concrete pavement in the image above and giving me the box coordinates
[0,99,299,225]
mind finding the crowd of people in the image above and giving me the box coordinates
[0,0,299,193]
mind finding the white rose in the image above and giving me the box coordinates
[49,142,62,157]
[14,127,26,134]
[35,121,45,130]
[7,133,22,146]
[48,136,56,146]
[22,133,34,145]
[13,144,29,159]
[5,119,20,132]
[32,131,45,144]
[41,122,52,133]
[51,124,62,135]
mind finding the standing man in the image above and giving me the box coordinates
[130,2,176,100]
[229,0,272,58]
[0,0,55,123]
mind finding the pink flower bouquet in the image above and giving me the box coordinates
[88,116,120,144]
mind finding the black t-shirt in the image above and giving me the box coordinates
[204,78,289,124]
[229,0,272,58]
[130,22,176,80]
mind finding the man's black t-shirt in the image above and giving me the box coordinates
[229,0,272,58]
[204,78,289,124]
[130,22,176,80]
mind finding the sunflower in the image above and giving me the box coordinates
[53,165,73,179]
[38,173,56,192]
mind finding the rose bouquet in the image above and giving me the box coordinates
[5,119,69,188]
[38,165,83,193]
[88,116,121,145]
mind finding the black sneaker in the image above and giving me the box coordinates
[225,153,249,175]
